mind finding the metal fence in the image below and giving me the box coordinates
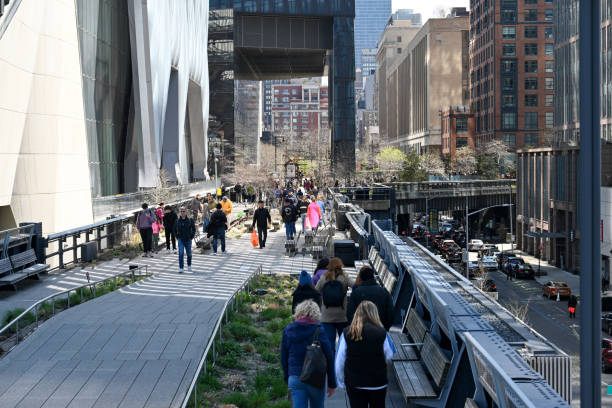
[181,264,263,408]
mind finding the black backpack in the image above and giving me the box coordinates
[322,280,345,308]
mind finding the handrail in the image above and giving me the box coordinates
[182,264,263,408]
[0,0,21,40]
[0,264,151,349]
[47,215,131,240]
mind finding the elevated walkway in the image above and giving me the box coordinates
[0,229,321,407]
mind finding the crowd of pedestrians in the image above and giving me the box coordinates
[282,259,397,408]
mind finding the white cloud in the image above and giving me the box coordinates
[392,0,470,23]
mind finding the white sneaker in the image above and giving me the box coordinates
[179,268,184,274]
[188,266,192,272]
[173,250,177,254]
[166,249,171,253]
[213,252,218,256]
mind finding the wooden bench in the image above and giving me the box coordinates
[394,332,451,400]
[0,249,49,290]
[389,331,419,361]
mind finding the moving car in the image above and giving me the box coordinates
[478,244,497,258]
[478,256,498,272]
[503,256,525,273]
[542,281,572,299]
[445,248,462,264]
[602,338,612,373]
[602,312,612,335]
[468,239,484,252]
[505,260,533,279]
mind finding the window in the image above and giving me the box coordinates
[525,9,538,22]
[545,9,553,21]
[397,36,402,42]
[501,9,517,23]
[545,27,553,39]
[501,59,517,72]
[503,44,516,56]
[525,0,537,3]
[525,112,538,129]
[525,94,538,107]
[525,78,538,89]
[503,134,516,146]
[545,43,553,56]
[524,133,539,146]
[397,48,402,54]
[503,26,516,39]
[545,61,554,73]
[545,112,554,128]
[525,26,538,38]
[456,137,468,148]
[503,94,516,107]
[545,94,554,106]
[525,60,538,73]
[503,77,515,90]
[545,0,553,3]
[545,77,554,90]
[503,113,517,129]
[525,43,538,56]
[456,117,468,133]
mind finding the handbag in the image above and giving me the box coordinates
[299,327,327,389]
[251,229,259,247]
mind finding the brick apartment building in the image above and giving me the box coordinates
[441,106,476,161]
[469,0,554,149]
[270,82,329,138]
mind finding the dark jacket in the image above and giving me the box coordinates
[162,210,177,231]
[298,201,309,216]
[347,279,394,331]
[175,216,196,241]
[188,198,201,213]
[206,209,227,236]
[281,321,337,388]
[343,323,388,388]
[253,208,272,229]
[282,204,298,223]
[291,285,322,313]
[568,295,578,308]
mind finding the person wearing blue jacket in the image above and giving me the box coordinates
[281,299,336,408]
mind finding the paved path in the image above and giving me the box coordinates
[0,224,329,408]
[0,259,133,318]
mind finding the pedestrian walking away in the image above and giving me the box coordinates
[307,196,322,233]
[162,205,178,252]
[136,203,156,257]
[221,196,233,229]
[252,200,272,248]
[207,204,228,254]
[292,270,322,313]
[188,194,202,220]
[281,300,336,408]
[312,258,330,286]
[175,207,196,273]
[335,301,396,408]
[347,266,394,331]
[298,197,309,231]
[234,183,243,203]
[568,294,578,318]
[282,198,298,240]
[315,257,354,351]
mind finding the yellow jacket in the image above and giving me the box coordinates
[221,200,233,215]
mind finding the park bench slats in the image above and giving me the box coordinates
[389,332,418,361]
[421,332,451,388]
[405,309,428,351]
[0,257,12,276]
[394,360,437,398]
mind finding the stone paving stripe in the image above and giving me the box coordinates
[0,359,57,406]
[144,360,191,408]
[67,360,124,408]
[117,360,168,408]
[41,360,103,408]
[91,360,146,408]
[16,359,80,408]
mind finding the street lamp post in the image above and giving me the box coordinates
[214,157,219,195]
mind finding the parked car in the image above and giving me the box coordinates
[478,244,497,258]
[468,239,484,252]
[601,312,612,335]
[505,260,533,279]
[602,338,612,373]
[479,256,498,272]
[542,281,572,299]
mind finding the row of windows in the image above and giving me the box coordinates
[499,133,539,147]
[501,8,553,23]
[502,26,553,40]
[503,93,554,107]
[501,59,554,73]
[502,112,554,130]
[502,43,554,57]
[502,77,554,90]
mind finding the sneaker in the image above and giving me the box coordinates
[188,266,192,272]
[166,249,171,253]
[179,268,184,274]
[213,252,218,256]
[173,250,177,254]
[222,251,227,254]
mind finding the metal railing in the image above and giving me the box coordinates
[45,215,131,272]
[182,264,263,408]
[0,265,151,350]
[0,0,20,40]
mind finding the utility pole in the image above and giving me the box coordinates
[465,195,469,279]
[509,184,514,252]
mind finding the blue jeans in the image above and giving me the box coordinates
[285,221,296,239]
[212,228,226,253]
[322,322,348,353]
[288,376,325,408]
[301,214,307,230]
[178,239,192,269]
[202,217,210,233]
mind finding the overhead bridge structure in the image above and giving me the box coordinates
[209,0,357,179]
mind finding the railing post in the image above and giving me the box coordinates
[15,320,19,345]
[58,237,65,269]
[67,291,70,308]
[96,227,103,252]
[35,305,38,328]
[72,234,78,265]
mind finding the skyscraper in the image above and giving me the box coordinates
[355,0,392,69]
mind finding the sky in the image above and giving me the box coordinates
[392,0,470,23]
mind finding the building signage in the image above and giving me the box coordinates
[428,208,439,233]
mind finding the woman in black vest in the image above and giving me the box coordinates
[335,301,396,407]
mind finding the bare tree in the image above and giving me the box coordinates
[480,139,512,170]
[453,146,477,175]
[146,169,172,205]
[376,147,406,172]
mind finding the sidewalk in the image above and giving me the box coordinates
[498,243,581,296]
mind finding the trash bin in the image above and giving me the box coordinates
[334,240,359,266]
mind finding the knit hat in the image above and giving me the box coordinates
[299,270,312,286]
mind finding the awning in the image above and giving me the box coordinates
[524,231,566,239]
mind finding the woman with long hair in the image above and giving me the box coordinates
[312,257,330,286]
[335,301,396,408]
[315,257,353,351]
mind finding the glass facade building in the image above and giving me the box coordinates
[355,0,391,68]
